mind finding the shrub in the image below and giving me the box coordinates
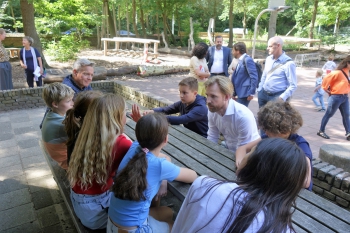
[46,35,89,61]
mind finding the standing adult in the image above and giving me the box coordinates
[257,36,297,108]
[0,28,13,90]
[189,42,210,96]
[206,36,232,77]
[20,36,44,88]
[231,42,258,107]
[317,55,350,141]
[205,76,260,153]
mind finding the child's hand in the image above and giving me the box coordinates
[154,180,167,201]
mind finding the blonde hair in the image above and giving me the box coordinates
[316,69,323,77]
[42,82,74,108]
[204,75,233,96]
[68,93,126,190]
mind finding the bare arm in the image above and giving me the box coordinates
[304,157,312,189]
[175,168,198,183]
[235,138,261,167]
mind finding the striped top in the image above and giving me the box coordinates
[0,42,9,62]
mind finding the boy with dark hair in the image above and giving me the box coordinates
[131,77,208,137]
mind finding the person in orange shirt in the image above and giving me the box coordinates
[317,55,350,140]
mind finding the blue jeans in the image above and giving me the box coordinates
[320,94,350,133]
[236,97,250,107]
[312,92,325,109]
[258,89,285,108]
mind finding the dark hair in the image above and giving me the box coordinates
[192,42,209,59]
[179,77,198,91]
[64,91,103,161]
[112,113,169,201]
[257,100,303,135]
[215,36,223,41]
[191,138,308,233]
[336,55,350,70]
[233,42,247,55]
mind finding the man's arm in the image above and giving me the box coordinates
[207,112,220,143]
[245,57,259,96]
[257,65,267,92]
[227,48,232,67]
[165,105,207,125]
[279,61,297,101]
[236,114,260,149]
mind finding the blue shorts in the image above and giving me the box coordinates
[106,216,170,233]
[70,189,112,230]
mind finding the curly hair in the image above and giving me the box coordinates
[257,100,303,135]
[191,42,209,59]
[68,93,125,190]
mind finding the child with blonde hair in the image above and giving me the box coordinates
[68,93,132,230]
[41,82,74,169]
[312,69,326,111]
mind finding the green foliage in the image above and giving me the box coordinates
[45,35,89,62]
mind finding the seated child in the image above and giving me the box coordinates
[68,93,132,230]
[236,100,313,190]
[63,90,103,165]
[171,138,309,233]
[41,82,75,169]
[131,77,208,137]
[312,69,325,111]
[108,113,198,233]
[322,55,336,74]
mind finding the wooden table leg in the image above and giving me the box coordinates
[104,40,107,56]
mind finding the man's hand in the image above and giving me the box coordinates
[247,96,254,101]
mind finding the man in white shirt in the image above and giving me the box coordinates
[205,76,260,153]
[206,36,232,77]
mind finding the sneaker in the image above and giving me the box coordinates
[314,106,321,110]
[318,108,326,112]
[317,131,330,139]
[346,132,350,141]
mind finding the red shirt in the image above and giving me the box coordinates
[72,134,132,195]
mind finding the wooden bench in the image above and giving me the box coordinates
[40,100,350,233]
[101,37,160,58]
[39,140,104,233]
[5,47,21,58]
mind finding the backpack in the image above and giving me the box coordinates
[243,56,263,85]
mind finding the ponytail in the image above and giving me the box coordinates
[112,148,148,201]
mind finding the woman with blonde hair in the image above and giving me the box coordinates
[68,93,132,230]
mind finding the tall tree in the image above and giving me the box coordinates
[228,0,234,47]
[308,0,318,46]
[20,0,47,67]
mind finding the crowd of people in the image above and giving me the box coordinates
[7,31,348,232]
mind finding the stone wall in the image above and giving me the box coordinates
[0,81,115,112]
[312,159,350,210]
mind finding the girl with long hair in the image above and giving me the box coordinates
[63,90,103,164]
[68,93,132,230]
[172,138,309,233]
[108,113,197,233]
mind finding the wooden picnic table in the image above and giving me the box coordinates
[101,37,160,56]
[123,101,350,233]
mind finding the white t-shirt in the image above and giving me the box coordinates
[322,61,336,71]
[189,56,209,82]
[210,48,224,73]
[171,176,266,233]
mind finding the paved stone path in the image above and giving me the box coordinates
[0,108,76,233]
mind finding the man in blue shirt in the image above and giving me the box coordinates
[257,36,297,108]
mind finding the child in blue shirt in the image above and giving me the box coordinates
[108,113,197,233]
[312,69,325,111]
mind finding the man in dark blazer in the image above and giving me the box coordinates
[206,36,232,77]
[231,42,258,107]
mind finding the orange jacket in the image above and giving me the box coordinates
[322,68,350,95]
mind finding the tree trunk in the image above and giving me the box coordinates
[118,5,121,36]
[126,3,130,37]
[112,4,117,37]
[165,18,175,44]
[309,0,319,47]
[132,0,139,37]
[268,11,277,40]
[242,0,247,39]
[228,0,234,47]
[156,14,160,41]
[20,0,48,67]
[10,6,18,32]
[138,0,146,38]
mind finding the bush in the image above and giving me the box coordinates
[46,35,89,61]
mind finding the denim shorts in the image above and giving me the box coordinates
[70,189,112,230]
[106,215,170,233]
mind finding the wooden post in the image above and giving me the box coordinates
[154,42,158,54]
[103,40,107,56]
